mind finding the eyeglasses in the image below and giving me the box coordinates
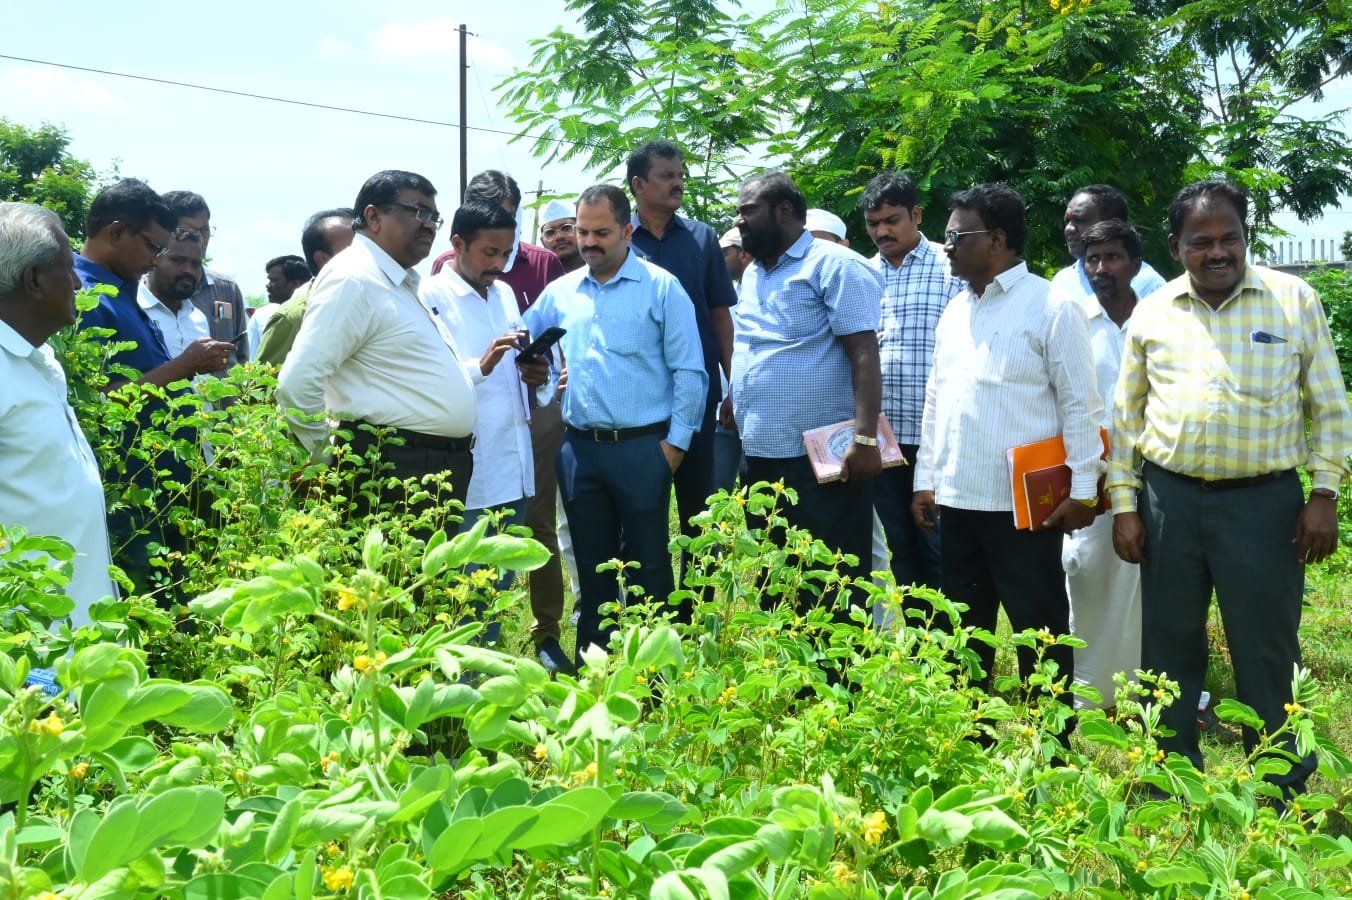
[542,222,575,240]
[134,229,168,259]
[387,201,444,230]
[944,229,993,245]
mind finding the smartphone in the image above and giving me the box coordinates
[516,326,566,363]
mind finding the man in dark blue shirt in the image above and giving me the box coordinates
[627,141,737,613]
[75,179,234,602]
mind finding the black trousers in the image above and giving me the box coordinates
[671,399,717,616]
[1138,462,1314,793]
[938,506,1074,701]
[744,454,873,622]
[343,427,473,531]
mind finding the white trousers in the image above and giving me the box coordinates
[1063,513,1142,709]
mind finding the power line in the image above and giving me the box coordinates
[0,52,612,153]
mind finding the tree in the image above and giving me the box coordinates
[0,119,98,239]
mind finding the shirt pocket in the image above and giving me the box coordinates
[1231,342,1300,403]
[598,314,654,357]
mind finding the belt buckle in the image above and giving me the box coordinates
[595,428,621,443]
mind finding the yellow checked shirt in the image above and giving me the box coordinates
[1107,265,1352,512]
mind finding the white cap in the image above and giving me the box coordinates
[540,198,574,228]
[719,227,741,250]
[805,208,847,241]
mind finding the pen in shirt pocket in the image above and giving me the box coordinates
[1251,330,1287,344]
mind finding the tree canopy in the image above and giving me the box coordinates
[0,119,99,240]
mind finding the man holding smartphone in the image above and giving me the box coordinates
[526,185,707,667]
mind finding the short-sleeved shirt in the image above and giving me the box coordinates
[631,214,738,406]
[731,230,883,458]
[432,241,564,314]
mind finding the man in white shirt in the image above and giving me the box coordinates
[912,184,1102,724]
[419,200,551,635]
[138,234,215,360]
[1049,184,1166,308]
[0,202,116,627]
[278,170,516,513]
[1061,219,1145,710]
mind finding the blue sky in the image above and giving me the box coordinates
[2,2,598,298]
[3,1,1349,295]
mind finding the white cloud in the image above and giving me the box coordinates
[368,17,516,75]
[1,63,135,118]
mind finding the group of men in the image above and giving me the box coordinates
[2,139,1349,798]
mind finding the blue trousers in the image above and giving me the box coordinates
[871,445,942,590]
[556,432,674,664]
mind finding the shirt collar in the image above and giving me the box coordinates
[873,237,937,271]
[585,248,645,286]
[984,260,1030,297]
[0,318,38,357]
[631,212,688,237]
[433,265,508,303]
[137,281,183,316]
[74,253,128,293]
[354,232,420,292]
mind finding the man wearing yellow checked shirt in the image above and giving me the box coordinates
[1107,179,1352,802]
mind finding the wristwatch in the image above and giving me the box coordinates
[1311,487,1338,501]
[852,433,879,447]
[1075,497,1099,508]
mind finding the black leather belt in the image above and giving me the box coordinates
[567,421,668,443]
[1146,460,1288,491]
[348,421,475,452]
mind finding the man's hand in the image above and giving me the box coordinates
[1295,494,1339,564]
[911,490,939,536]
[839,442,882,484]
[178,337,236,375]
[557,364,568,394]
[659,439,684,473]
[515,355,550,387]
[480,332,525,376]
[1043,498,1097,533]
[1112,511,1146,564]
[719,395,736,431]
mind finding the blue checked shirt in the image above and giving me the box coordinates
[873,239,965,444]
[525,250,708,450]
[732,230,883,458]
[1048,258,1167,312]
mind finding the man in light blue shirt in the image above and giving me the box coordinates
[526,184,706,664]
[1049,184,1166,307]
[731,171,883,625]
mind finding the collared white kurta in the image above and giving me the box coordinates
[0,321,116,625]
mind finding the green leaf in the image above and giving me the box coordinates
[478,674,527,708]
[466,534,552,572]
[265,798,302,864]
[702,839,765,878]
[428,816,484,876]
[967,809,1029,850]
[469,805,539,860]
[392,766,455,824]
[651,871,700,900]
[423,515,491,576]
[1144,863,1209,886]
[99,735,157,771]
[1213,699,1266,731]
[917,808,974,846]
[610,791,676,822]
[183,872,271,900]
[1077,717,1129,749]
[79,796,138,881]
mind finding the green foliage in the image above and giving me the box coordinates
[1304,266,1352,387]
[0,119,99,240]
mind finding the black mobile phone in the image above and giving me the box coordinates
[516,326,566,363]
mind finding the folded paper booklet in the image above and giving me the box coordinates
[1007,428,1110,531]
[803,414,906,484]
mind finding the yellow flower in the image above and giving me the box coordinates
[1284,701,1303,715]
[862,810,887,845]
[1153,749,1166,763]
[831,862,856,882]
[70,762,89,779]
[584,762,598,779]
[35,893,58,900]
[337,589,357,611]
[533,743,548,761]
[39,712,64,736]
[636,674,647,685]
[353,655,372,672]
[325,841,341,858]
[321,864,354,891]
[1135,860,1149,873]
[828,716,839,729]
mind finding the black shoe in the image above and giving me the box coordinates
[537,637,577,677]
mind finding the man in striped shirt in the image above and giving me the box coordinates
[1108,179,1352,798]
[913,184,1102,727]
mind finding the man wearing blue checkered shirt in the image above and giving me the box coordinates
[731,172,883,622]
[859,172,965,593]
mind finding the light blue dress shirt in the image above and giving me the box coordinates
[731,230,883,458]
[525,250,708,451]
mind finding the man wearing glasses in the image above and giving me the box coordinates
[161,191,250,365]
[912,184,1101,736]
[75,179,236,599]
[539,199,582,273]
[278,170,485,511]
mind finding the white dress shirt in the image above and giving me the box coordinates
[277,233,478,452]
[420,268,538,510]
[915,262,1103,511]
[0,321,115,626]
[137,282,211,358]
[1083,295,1130,430]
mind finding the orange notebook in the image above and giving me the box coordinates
[1006,428,1110,530]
